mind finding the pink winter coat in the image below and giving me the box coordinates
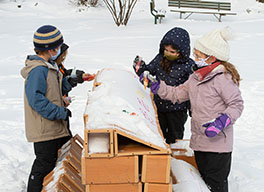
[157,65,244,152]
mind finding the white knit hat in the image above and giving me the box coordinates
[194,27,233,61]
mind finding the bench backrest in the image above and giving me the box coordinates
[168,0,231,11]
[150,0,156,12]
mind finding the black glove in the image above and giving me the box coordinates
[65,69,72,76]
[67,77,78,88]
[133,56,146,74]
[76,70,85,84]
[64,108,72,120]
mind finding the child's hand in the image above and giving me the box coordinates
[76,70,85,83]
[133,55,145,73]
[203,113,231,137]
[139,71,160,94]
[69,68,85,84]
[62,96,74,107]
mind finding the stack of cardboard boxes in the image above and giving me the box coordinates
[41,135,85,192]
[81,128,172,192]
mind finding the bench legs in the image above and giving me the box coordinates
[154,16,164,24]
[179,12,224,22]
[183,12,193,20]
[159,17,162,24]
[179,12,193,20]
[213,14,225,22]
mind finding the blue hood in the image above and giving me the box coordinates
[159,27,191,62]
[27,55,45,61]
[27,55,56,66]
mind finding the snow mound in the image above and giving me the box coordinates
[171,158,210,192]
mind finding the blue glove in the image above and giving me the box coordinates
[202,113,231,137]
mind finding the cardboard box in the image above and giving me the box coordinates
[82,156,139,184]
[84,129,114,158]
[141,155,171,184]
[42,161,85,192]
[42,182,68,192]
[57,134,83,159]
[144,183,172,192]
[114,130,171,157]
[86,183,142,192]
[56,135,83,174]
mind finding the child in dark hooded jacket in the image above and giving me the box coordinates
[133,27,195,144]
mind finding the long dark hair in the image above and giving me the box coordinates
[160,44,180,73]
[160,57,173,73]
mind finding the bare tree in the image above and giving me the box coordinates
[70,0,99,7]
[103,0,138,26]
[88,0,99,6]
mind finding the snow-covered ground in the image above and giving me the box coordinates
[0,0,264,191]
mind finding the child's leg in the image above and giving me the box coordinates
[195,151,232,192]
[157,111,169,142]
[194,151,207,179]
[27,136,71,192]
[166,110,188,142]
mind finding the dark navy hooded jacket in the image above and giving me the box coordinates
[137,27,194,112]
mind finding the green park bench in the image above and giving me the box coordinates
[150,0,166,24]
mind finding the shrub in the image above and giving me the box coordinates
[103,0,138,26]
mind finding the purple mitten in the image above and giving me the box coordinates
[139,71,152,87]
[139,71,160,94]
[150,81,160,94]
[203,113,231,137]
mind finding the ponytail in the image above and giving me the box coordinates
[222,61,241,86]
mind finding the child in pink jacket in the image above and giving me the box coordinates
[143,27,244,192]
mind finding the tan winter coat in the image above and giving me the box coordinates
[21,59,70,142]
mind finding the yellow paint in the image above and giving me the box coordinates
[136,90,145,99]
